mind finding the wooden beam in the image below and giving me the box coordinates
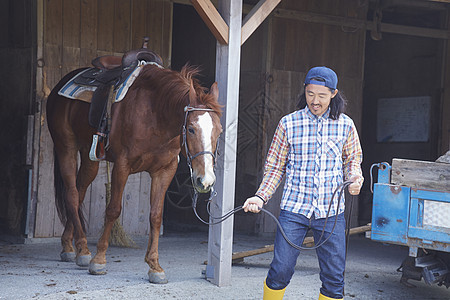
[190,0,229,44]
[206,0,242,287]
[241,0,281,45]
[231,225,372,263]
[273,8,450,40]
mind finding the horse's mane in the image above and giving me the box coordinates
[133,64,222,122]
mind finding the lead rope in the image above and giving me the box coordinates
[191,180,353,250]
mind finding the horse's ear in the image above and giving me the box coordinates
[189,81,196,103]
[209,82,219,101]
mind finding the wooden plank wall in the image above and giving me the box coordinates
[34,0,172,238]
[238,0,368,233]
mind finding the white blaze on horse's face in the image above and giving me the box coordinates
[194,112,216,190]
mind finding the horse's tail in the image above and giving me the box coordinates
[53,150,87,232]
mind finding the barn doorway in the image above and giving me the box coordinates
[0,1,36,238]
[163,3,217,231]
[359,3,447,225]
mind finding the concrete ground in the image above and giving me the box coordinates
[0,230,449,300]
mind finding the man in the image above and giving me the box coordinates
[243,66,363,300]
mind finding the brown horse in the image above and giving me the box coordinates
[46,64,222,283]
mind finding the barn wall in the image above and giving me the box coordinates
[236,0,368,234]
[443,10,450,153]
[32,0,172,238]
[0,0,35,236]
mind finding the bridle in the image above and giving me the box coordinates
[181,105,219,175]
[181,105,220,223]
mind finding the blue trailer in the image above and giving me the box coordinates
[370,160,450,287]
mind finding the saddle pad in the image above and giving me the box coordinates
[58,69,97,102]
[58,62,159,103]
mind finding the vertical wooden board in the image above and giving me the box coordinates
[121,173,141,234]
[44,44,62,69]
[80,48,98,67]
[62,0,80,48]
[34,98,57,238]
[138,172,151,235]
[294,21,319,71]
[131,0,148,49]
[52,208,65,237]
[282,19,296,70]
[340,78,362,129]
[44,0,62,45]
[80,0,98,50]
[146,0,164,56]
[97,0,114,52]
[44,67,63,93]
[271,18,286,70]
[44,45,62,95]
[62,46,81,75]
[113,0,131,53]
[80,184,93,235]
[273,70,302,115]
[235,71,263,215]
[87,162,108,237]
[161,1,173,66]
[44,0,63,84]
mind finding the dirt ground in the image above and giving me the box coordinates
[1,230,449,300]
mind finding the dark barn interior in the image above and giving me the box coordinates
[0,0,36,236]
[0,0,449,240]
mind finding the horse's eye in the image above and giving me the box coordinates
[188,127,195,134]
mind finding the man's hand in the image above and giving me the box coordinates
[243,196,264,213]
[348,176,363,196]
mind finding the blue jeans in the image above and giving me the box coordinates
[266,210,346,299]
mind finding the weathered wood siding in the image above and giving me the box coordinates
[33,0,172,238]
[391,159,450,193]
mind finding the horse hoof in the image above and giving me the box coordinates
[76,254,92,267]
[60,252,76,262]
[89,262,107,275]
[148,271,168,284]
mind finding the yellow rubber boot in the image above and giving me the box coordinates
[263,279,286,300]
[318,292,343,300]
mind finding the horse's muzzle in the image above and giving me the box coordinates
[193,176,215,193]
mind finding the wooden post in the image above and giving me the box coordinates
[206,0,242,287]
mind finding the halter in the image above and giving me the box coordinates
[182,105,219,169]
[182,105,220,197]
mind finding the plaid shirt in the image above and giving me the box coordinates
[256,107,363,219]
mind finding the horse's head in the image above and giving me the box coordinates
[183,82,222,193]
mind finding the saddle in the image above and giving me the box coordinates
[85,37,163,161]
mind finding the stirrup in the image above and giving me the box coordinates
[89,134,106,161]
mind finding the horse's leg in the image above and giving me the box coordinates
[60,220,75,262]
[146,158,178,284]
[71,149,99,266]
[55,148,92,267]
[89,159,129,275]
